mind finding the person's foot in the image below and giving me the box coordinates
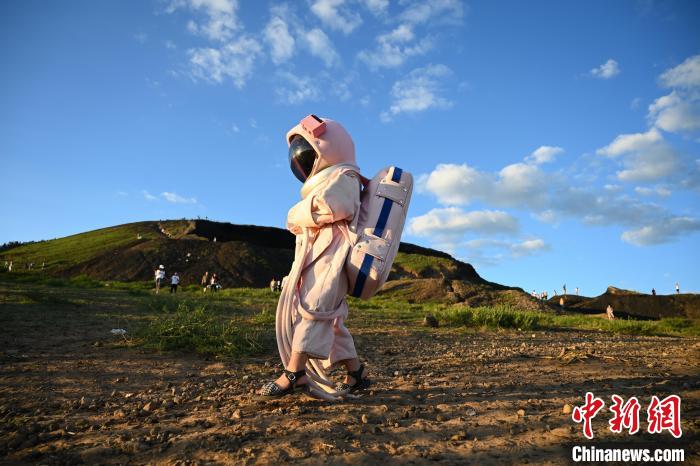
[336,363,371,393]
[342,364,367,386]
[255,369,308,397]
[272,371,308,390]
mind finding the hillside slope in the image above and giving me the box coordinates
[5,220,696,317]
[565,286,700,320]
[0,220,488,289]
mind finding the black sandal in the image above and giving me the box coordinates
[335,363,371,393]
[256,369,307,399]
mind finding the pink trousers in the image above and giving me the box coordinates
[291,313,358,369]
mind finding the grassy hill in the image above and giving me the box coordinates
[4,219,697,318]
[0,219,490,289]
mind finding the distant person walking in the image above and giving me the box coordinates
[652,288,657,296]
[201,271,209,292]
[606,304,615,320]
[170,273,180,293]
[575,287,579,296]
[154,265,165,293]
[210,273,219,292]
[675,282,680,294]
[8,261,12,272]
[563,283,567,295]
[270,278,277,293]
[559,296,565,310]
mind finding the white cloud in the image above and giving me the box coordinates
[381,64,452,121]
[621,216,700,246]
[169,0,239,42]
[596,128,679,182]
[363,0,389,15]
[142,190,158,201]
[161,191,197,204]
[164,40,177,49]
[358,24,433,69]
[596,128,662,157]
[310,0,362,35]
[408,207,519,238]
[634,186,671,197]
[533,210,557,224]
[418,147,699,247]
[399,0,465,25]
[645,55,700,135]
[418,159,548,208]
[525,146,564,165]
[419,163,489,205]
[461,237,549,266]
[659,54,700,88]
[590,58,620,79]
[648,91,700,134]
[510,238,550,257]
[302,28,340,67]
[276,72,320,104]
[264,16,295,64]
[188,36,262,88]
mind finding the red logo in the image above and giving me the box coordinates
[608,395,641,435]
[572,392,605,440]
[647,395,682,438]
[571,393,682,439]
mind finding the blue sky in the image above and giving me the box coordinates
[1,0,699,295]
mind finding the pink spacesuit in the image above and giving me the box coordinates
[275,118,364,399]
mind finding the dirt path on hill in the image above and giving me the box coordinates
[1,297,699,464]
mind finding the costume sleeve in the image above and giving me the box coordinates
[287,172,360,230]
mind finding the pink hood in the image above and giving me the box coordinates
[286,117,357,179]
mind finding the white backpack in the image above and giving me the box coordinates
[341,166,413,299]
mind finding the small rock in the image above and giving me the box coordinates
[517,409,526,417]
[361,414,369,424]
[423,314,439,328]
[142,402,157,413]
[231,409,242,420]
[562,404,572,415]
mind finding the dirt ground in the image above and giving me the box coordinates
[1,285,699,465]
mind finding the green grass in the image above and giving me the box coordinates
[139,301,270,357]
[435,305,700,337]
[393,252,457,277]
[0,221,158,270]
[1,276,698,361]
[436,305,544,330]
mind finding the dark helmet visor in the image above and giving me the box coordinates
[288,135,317,182]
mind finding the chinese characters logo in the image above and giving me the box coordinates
[571,392,682,439]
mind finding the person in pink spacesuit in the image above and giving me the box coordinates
[256,115,370,399]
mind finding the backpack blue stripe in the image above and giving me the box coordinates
[372,197,393,236]
[351,254,374,297]
[351,166,403,298]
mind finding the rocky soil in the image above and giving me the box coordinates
[1,308,699,465]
